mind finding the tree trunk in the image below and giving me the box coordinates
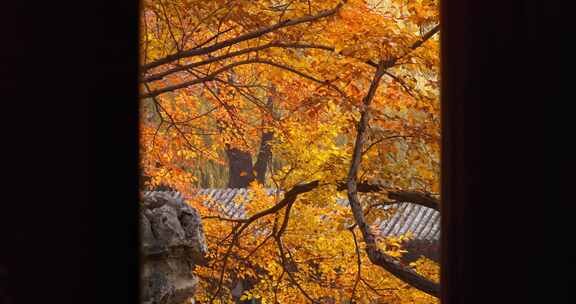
[226,147,255,188]
[226,95,275,188]
[253,96,275,184]
[253,131,273,184]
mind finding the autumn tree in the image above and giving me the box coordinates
[140,0,440,303]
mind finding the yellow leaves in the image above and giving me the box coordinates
[244,181,276,215]
[239,292,255,302]
[431,182,440,193]
[417,166,434,180]
[409,256,440,283]
[272,111,349,186]
[333,40,344,55]
[140,0,440,302]
[175,149,196,159]
[370,231,415,260]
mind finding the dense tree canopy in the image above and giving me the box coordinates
[140,0,440,303]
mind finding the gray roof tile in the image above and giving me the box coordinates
[143,188,440,261]
[182,188,440,242]
[143,189,439,241]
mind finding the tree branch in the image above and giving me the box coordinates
[384,71,416,99]
[207,181,320,301]
[387,191,439,211]
[141,59,333,98]
[143,42,335,82]
[142,83,218,159]
[344,61,440,297]
[410,24,440,51]
[361,135,411,156]
[367,23,440,69]
[336,181,440,211]
[349,228,362,303]
[142,2,346,71]
[274,235,319,303]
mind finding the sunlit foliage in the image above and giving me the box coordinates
[140,0,440,303]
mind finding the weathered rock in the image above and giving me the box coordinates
[141,191,208,304]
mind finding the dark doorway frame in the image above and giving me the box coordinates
[2,1,572,303]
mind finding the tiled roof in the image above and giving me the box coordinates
[191,188,440,242]
[194,188,279,219]
[143,188,440,262]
